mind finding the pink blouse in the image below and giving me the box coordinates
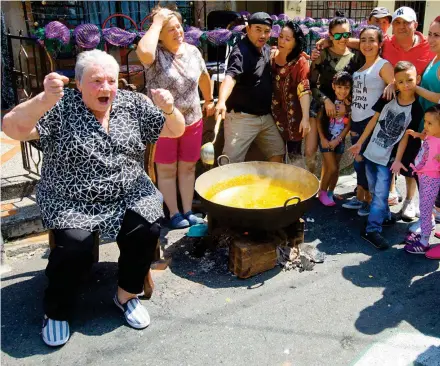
[411,135,440,178]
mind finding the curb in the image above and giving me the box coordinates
[4,232,49,258]
[1,215,45,241]
[5,240,49,258]
[1,180,38,201]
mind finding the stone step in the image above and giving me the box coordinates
[2,232,49,258]
[1,175,38,201]
[1,195,45,240]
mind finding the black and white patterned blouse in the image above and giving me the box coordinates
[34,88,165,239]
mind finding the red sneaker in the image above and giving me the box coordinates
[426,245,440,260]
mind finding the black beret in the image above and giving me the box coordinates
[248,12,273,27]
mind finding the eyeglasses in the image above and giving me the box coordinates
[332,32,352,40]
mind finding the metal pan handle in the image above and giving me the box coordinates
[284,196,301,209]
[217,154,230,166]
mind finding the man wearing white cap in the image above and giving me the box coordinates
[382,7,434,76]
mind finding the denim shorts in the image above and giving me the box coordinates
[319,140,345,154]
[350,117,371,154]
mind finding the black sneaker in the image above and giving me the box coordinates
[361,230,389,250]
[382,216,397,227]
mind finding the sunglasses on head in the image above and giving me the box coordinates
[332,32,352,40]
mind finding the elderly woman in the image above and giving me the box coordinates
[2,50,185,347]
[136,7,215,229]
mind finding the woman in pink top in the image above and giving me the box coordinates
[393,105,440,254]
[137,7,215,229]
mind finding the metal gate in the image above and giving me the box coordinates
[306,1,378,21]
[6,30,48,176]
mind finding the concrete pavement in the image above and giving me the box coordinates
[1,174,439,366]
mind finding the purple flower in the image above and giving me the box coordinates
[102,27,136,47]
[352,26,366,39]
[74,24,100,49]
[309,27,324,39]
[45,21,70,44]
[271,15,278,21]
[299,24,309,36]
[318,30,329,39]
[239,11,250,18]
[184,34,200,46]
[278,14,289,21]
[303,17,315,24]
[231,25,246,33]
[271,24,281,38]
[206,29,232,46]
[184,26,203,46]
[185,26,203,39]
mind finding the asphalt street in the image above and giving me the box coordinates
[1,174,439,366]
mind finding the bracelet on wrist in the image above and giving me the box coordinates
[162,106,174,115]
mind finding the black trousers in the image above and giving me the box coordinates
[43,210,161,320]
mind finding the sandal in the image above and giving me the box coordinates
[404,240,430,255]
[169,213,190,230]
[435,231,440,240]
[184,211,204,226]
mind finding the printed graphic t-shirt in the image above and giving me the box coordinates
[328,100,349,140]
[364,97,423,166]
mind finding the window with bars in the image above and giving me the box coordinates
[30,1,87,28]
[394,1,426,32]
[30,1,195,29]
[306,1,378,21]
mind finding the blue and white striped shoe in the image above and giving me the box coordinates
[113,294,150,329]
[41,315,70,347]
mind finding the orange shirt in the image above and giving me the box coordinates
[381,31,435,75]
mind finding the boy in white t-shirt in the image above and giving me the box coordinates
[349,61,424,250]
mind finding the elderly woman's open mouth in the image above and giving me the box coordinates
[98,96,110,104]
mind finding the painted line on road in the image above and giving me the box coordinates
[353,331,440,366]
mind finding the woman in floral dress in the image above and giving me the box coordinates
[271,21,312,168]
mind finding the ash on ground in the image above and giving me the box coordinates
[278,242,326,272]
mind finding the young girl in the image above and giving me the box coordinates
[309,17,364,175]
[342,25,394,216]
[317,71,352,206]
[392,105,440,254]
